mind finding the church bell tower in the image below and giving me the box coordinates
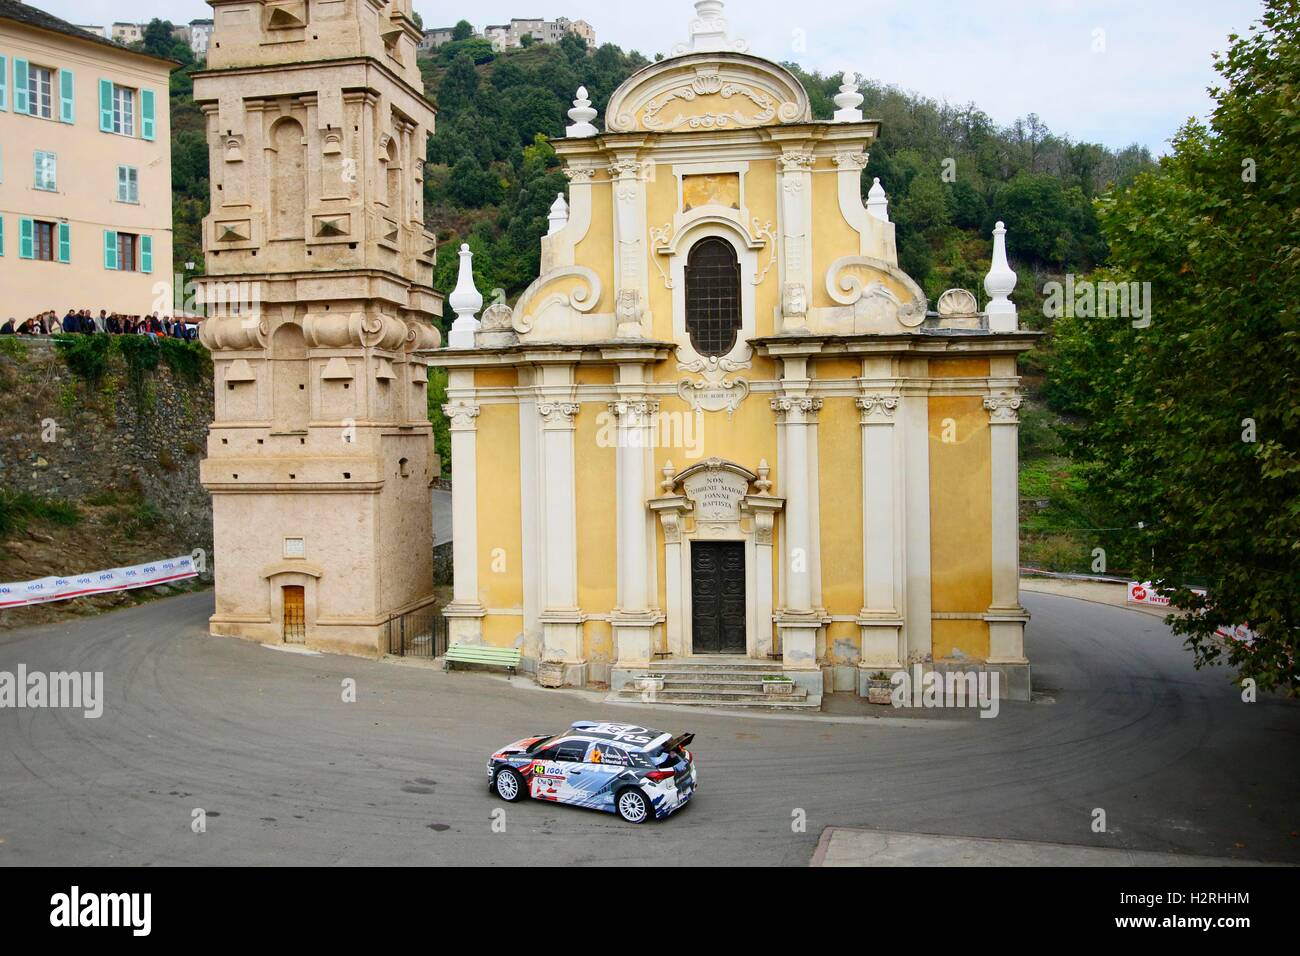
[195,0,442,655]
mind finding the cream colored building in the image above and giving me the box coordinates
[0,0,173,321]
[195,0,443,657]
[433,0,1035,705]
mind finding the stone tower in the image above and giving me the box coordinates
[195,0,442,656]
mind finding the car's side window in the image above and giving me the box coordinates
[554,740,587,763]
[532,747,558,762]
[587,743,630,766]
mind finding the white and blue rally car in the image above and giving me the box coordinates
[487,721,697,823]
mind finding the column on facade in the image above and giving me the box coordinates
[535,361,586,683]
[609,360,660,666]
[984,388,1029,664]
[772,352,822,670]
[856,381,906,672]
[441,368,485,642]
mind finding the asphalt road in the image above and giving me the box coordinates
[0,590,1296,866]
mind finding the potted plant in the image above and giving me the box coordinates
[762,675,795,696]
[866,671,894,705]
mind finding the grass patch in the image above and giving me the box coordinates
[0,491,82,537]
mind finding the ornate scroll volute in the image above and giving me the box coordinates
[403,317,442,353]
[357,311,412,351]
[199,314,269,351]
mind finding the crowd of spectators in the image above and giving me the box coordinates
[1,310,198,340]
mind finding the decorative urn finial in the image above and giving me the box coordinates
[866,177,890,223]
[984,221,1019,332]
[673,0,748,56]
[547,193,570,236]
[448,243,484,349]
[566,86,598,138]
[833,72,864,122]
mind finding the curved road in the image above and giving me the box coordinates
[0,590,1296,866]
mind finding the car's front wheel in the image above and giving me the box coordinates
[616,788,652,824]
[494,767,526,802]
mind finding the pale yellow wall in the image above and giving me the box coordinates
[0,22,172,320]
[573,174,614,314]
[476,403,523,621]
[484,614,524,648]
[928,393,993,660]
[575,400,617,636]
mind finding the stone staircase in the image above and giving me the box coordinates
[606,658,821,711]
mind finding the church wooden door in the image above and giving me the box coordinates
[690,541,746,654]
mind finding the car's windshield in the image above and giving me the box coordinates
[525,734,563,753]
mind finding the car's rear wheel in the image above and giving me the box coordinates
[494,767,526,802]
[616,788,651,824]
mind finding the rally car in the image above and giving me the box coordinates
[487,720,697,823]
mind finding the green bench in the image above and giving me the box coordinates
[443,643,521,677]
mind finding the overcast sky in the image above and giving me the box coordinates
[33,0,1265,153]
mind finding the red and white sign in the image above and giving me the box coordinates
[1128,582,1257,647]
[0,556,198,609]
[1126,581,1208,607]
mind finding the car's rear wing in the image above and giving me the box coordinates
[664,732,695,754]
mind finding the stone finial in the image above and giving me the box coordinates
[866,177,890,223]
[673,0,748,56]
[833,72,864,122]
[566,86,598,138]
[448,243,484,349]
[755,459,773,495]
[547,193,570,236]
[984,221,1019,332]
[660,461,676,494]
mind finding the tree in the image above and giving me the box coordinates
[452,20,475,42]
[1050,0,1300,693]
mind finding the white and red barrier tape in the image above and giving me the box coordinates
[0,556,198,609]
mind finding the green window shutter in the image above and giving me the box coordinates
[14,59,29,115]
[58,69,74,124]
[117,165,127,202]
[103,230,118,270]
[20,218,34,259]
[0,216,5,256]
[0,55,8,112]
[98,79,113,132]
[141,89,155,141]
[140,235,153,273]
[58,223,71,263]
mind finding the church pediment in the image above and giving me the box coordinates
[606,54,812,134]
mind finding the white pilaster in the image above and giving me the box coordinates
[536,365,585,682]
[610,157,650,338]
[772,353,822,670]
[777,150,815,334]
[610,384,660,668]
[985,392,1029,664]
[442,369,485,642]
[856,391,905,671]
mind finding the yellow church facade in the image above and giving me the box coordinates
[433,1,1034,704]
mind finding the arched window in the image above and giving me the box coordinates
[684,237,742,358]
